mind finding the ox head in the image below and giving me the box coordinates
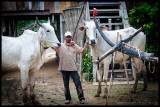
[36,17,61,48]
[79,20,107,45]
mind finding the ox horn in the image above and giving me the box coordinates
[36,17,42,27]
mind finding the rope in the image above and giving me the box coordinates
[122,43,141,58]
[37,32,49,49]
[149,61,155,74]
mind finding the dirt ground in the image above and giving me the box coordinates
[1,48,159,106]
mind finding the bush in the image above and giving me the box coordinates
[126,2,158,56]
[82,35,93,82]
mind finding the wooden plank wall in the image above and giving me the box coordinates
[1,1,145,14]
[1,1,78,14]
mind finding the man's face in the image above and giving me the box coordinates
[65,36,72,43]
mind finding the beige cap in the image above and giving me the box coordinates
[64,31,72,37]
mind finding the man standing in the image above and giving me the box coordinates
[53,31,89,104]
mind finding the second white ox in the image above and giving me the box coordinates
[79,20,147,98]
[2,19,60,104]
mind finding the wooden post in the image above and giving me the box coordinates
[13,19,17,37]
[60,14,64,43]
[119,1,130,28]
[108,18,112,30]
[119,34,132,101]
[9,20,12,36]
[85,2,90,21]
[106,32,119,105]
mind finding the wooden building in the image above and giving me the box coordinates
[1,1,79,40]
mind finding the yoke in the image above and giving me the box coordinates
[92,8,159,64]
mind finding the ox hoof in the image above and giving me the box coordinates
[103,94,108,99]
[24,102,32,106]
[32,100,40,105]
[94,94,100,97]
[130,89,136,94]
[141,88,147,91]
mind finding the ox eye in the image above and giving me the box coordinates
[46,30,50,32]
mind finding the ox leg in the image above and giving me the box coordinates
[131,58,141,93]
[141,62,147,91]
[131,71,140,93]
[29,71,39,105]
[103,67,109,98]
[94,67,102,97]
[20,68,29,104]
[103,64,110,98]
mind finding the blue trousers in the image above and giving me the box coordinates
[61,71,85,101]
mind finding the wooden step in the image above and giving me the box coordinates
[89,2,120,6]
[112,78,133,81]
[99,23,123,26]
[90,16,122,19]
[90,9,120,13]
[109,69,131,72]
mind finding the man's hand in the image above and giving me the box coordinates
[85,37,90,45]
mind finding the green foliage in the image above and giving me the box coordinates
[17,19,56,36]
[126,2,158,29]
[17,20,34,36]
[82,36,93,81]
[126,2,159,57]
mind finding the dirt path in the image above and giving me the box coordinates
[1,48,159,106]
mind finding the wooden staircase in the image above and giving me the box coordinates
[89,1,130,29]
[88,1,135,84]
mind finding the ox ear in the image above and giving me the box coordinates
[100,26,108,31]
[78,26,86,31]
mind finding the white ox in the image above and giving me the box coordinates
[79,20,147,98]
[2,19,60,104]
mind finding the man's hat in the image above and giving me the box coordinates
[65,31,72,37]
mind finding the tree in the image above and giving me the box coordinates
[126,2,158,56]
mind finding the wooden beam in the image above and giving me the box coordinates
[2,10,51,16]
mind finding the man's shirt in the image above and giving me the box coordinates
[55,43,84,71]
